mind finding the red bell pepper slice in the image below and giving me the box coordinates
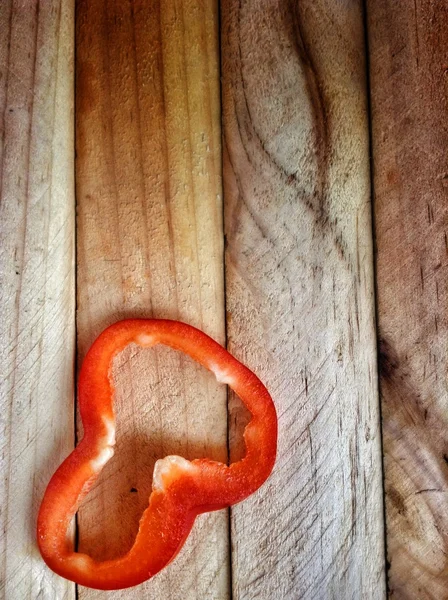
[37,319,277,590]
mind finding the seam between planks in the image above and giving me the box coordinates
[73,3,80,600]
[217,0,235,596]
[361,1,389,597]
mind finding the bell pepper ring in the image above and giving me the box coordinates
[37,319,277,590]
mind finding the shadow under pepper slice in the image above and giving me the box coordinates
[37,319,278,590]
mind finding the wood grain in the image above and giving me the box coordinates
[367,2,448,598]
[0,0,75,598]
[75,1,228,598]
[221,1,386,597]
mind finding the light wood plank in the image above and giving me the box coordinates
[367,2,448,598]
[0,0,75,598]
[75,1,227,597]
[222,1,385,597]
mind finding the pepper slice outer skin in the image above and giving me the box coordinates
[37,319,278,590]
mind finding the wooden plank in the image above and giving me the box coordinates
[75,1,227,598]
[367,2,448,598]
[221,1,385,597]
[0,1,75,598]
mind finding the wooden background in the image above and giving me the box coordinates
[1,1,447,599]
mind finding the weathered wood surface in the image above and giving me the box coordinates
[367,2,448,598]
[222,0,385,597]
[75,1,227,598]
[0,1,75,598]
